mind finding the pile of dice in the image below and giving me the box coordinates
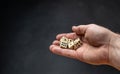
[60,36,82,50]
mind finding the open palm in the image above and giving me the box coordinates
[50,24,113,65]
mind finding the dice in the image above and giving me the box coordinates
[73,38,82,49]
[60,36,68,48]
[60,36,82,50]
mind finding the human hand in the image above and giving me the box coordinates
[49,24,120,70]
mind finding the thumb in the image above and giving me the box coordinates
[72,25,89,35]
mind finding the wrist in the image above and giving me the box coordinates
[109,33,120,70]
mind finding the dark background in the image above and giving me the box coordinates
[1,0,120,74]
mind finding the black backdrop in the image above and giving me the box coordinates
[1,0,120,74]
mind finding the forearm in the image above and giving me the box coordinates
[109,33,120,70]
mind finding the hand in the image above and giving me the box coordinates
[49,24,120,70]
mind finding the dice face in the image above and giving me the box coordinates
[60,42,68,48]
[74,38,82,45]
[74,41,81,46]
[68,41,74,49]
[60,36,68,43]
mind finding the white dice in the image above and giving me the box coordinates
[60,36,82,50]
[60,36,68,48]
[73,38,82,49]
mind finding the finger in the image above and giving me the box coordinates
[56,33,79,40]
[72,25,89,35]
[56,33,67,40]
[52,40,59,45]
[49,45,77,59]
[66,33,79,39]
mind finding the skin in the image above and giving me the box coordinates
[49,24,120,70]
